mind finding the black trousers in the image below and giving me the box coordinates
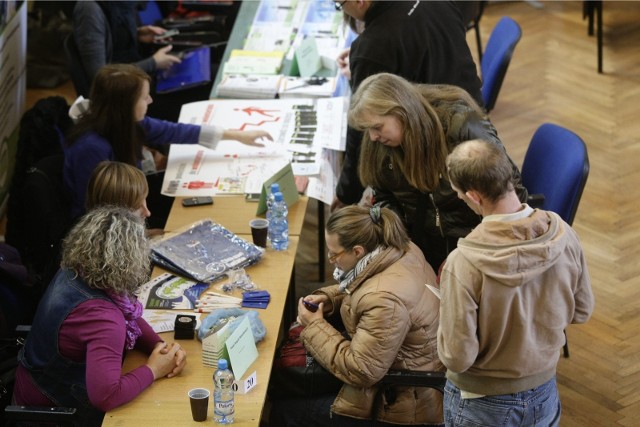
[269,394,440,427]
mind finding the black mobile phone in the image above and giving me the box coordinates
[182,196,214,207]
[303,300,319,312]
[154,28,180,42]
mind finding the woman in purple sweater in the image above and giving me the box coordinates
[13,206,186,426]
[64,63,272,219]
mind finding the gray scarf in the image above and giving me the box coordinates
[333,246,384,294]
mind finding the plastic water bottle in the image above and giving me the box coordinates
[266,183,280,222]
[213,358,235,424]
[269,192,289,251]
[266,183,280,243]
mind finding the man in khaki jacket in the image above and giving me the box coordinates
[438,139,594,426]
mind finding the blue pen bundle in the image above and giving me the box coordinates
[242,290,271,309]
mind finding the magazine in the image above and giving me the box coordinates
[136,272,209,309]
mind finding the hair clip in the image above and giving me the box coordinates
[369,205,381,224]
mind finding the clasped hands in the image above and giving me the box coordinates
[147,341,187,380]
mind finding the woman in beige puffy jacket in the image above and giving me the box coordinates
[270,205,444,426]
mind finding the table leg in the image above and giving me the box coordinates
[318,200,326,282]
[284,264,297,333]
[596,1,603,73]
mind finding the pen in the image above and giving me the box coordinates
[283,83,309,92]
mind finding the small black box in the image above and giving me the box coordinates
[174,314,197,340]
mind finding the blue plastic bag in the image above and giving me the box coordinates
[197,307,266,343]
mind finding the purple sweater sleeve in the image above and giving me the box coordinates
[60,300,158,412]
[134,317,164,354]
[63,132,115,218]
[141,117,201,145]
[64,117,201,218]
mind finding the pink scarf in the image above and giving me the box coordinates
[107,291,143,350]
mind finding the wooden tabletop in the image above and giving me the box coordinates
[102,236,299,426]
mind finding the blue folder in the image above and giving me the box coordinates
[156,46,211,94]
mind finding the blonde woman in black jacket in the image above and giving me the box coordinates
[350,73,527,271]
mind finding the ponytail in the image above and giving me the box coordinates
[326,205,410,252]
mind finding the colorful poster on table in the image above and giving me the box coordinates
[136,273,209,310]
[164,97,346,197]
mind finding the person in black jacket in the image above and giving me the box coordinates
[72,0,180,94]
[333,0,483,209]
[349,73,526,271]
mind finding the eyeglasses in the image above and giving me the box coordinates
[327,249,347,263]
[334,1,347,11]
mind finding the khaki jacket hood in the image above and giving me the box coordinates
[456,209,566,288]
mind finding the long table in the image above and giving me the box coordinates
[102,195,308,426]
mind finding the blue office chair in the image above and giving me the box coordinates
[521,123,590,358]
[481,16,522,112]
[522,123,590,226]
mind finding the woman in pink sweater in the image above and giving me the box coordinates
[13,206,186,426]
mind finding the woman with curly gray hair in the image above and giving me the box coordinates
[13,206,187,426]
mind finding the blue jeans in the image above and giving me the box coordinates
[444,377,561,427]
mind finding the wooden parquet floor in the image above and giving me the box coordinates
[19,2,640,426]
[474,4,640,426]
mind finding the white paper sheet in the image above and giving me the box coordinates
[161,144,290,197]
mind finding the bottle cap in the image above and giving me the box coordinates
[270,183,280,193]
[274,192,283,202]
[218,358,228,370]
